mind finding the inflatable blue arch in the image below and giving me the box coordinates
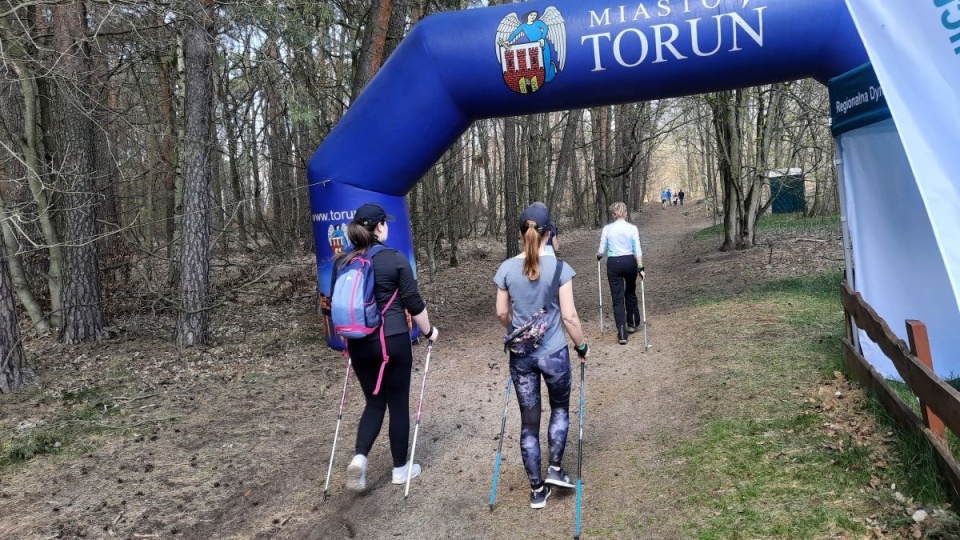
[308,0,868,349]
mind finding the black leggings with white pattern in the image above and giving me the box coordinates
[510,346,572,488]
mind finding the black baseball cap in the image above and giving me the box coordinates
[354,203,395,226]
[519,202,552,233]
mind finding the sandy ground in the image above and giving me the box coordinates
[0,201,844,539]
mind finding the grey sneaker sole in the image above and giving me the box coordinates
[346,463,366,492]
[544,477,575,489]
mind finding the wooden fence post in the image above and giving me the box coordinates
[906,320,946,439]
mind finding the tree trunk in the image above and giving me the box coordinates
[548,109,583,216]
[0,28,64,326]
[591,107,611,225]
[175,0,214,347]
[219,76,247,248]
[156,48,179,254]
[503,117,519,258]
[351,0,394,100]
[246,76,268,243]
[442,142,464,267]
[709,90,745,251]
[0,195,48,330]
[52,2,108,344]
[0,239,31,393]
[0,61,52,331]
[265,37,294,246]
[384,0,408,59]
[742,84,787,245]
[616,104,631,204]
[572,124,589,227]
[478,120,497,236]
[92,58,127,285]
[525,113,546,203]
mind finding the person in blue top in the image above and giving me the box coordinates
[494,203,588,509]
[597,201,645,345]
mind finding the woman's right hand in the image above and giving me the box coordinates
[423,326,439,343]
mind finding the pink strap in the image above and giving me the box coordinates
[372,289,400,395]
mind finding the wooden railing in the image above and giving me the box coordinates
[840,281,960,503]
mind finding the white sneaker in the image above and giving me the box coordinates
[346,454,367,492]
[391,462,422,484]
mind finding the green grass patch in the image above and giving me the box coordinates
[668,269,943,539]
[867,378,960,504]
[754,271,843,299]
[693,222,724,240]
[694,213,841,240]
[862,392,948,506]
[755,213,840,233]
[1,384,129,470]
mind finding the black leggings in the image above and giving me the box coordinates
[607,255,640,329]
[347,333,413,467]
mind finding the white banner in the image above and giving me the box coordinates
[846,4,960,364]
[843,2,960,361]
[838,120,960,378]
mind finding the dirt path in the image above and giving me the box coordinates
[0,202,720,540]
[291,202,716,540]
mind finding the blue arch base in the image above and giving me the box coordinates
[308,0,868,349]
[311,183,418,349]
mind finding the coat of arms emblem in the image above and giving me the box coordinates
[496,7,566,94]
[328,223,350,255]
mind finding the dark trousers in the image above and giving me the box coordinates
[607,255,640,330]
[348,333,413,467]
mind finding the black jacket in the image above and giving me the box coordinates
[367,243,425,338]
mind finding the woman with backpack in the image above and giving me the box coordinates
[337,203,439,492]
[493,203,589,509]
[596,201,645,345]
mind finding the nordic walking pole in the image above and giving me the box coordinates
[641,277,652,352]
[404,339,434,503]
[323,354,352,501]
[597,259,604,334]
[574,359,586,539]
[489,375,513,511]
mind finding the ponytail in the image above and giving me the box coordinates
[337,220,378,265]
[521,220,542,280]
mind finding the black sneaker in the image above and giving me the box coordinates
[618,325,628,345]
[530,484,552,509]
[545,466,575,488]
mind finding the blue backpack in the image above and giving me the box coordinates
[331,245,398,340]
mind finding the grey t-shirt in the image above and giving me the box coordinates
[493,255,576,357]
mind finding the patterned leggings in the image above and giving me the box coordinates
[509,346,572,488]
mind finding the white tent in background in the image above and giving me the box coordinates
[832,2,960,378]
